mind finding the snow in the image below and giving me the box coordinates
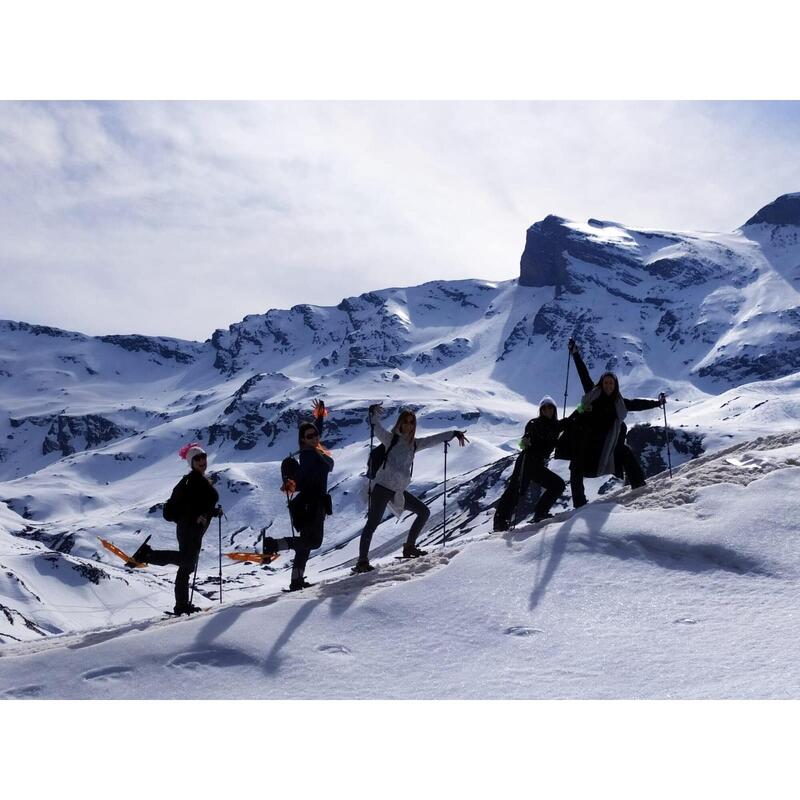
[2,432,799,699]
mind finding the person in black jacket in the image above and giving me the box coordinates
[493,396,568,532]
[132,442,222,615]
[263,399,333,591]
[567,339,665,508]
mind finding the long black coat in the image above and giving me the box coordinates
[569,351,660,477]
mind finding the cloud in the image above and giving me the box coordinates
[1,101,799,340]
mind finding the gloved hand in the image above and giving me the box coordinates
[658,392,667,407]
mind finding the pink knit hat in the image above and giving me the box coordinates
[179,442,206,463]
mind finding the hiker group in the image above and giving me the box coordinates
[129,338,667,614]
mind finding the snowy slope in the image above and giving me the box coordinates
[1,430,798,699]
[0,192,799,659]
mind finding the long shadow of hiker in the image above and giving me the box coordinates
[503,499,616,612]
[260,571,382,674]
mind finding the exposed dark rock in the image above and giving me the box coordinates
[415,338,471,368]
[99,334,198,364]
[520,215,640,288]
[0,320,85,341]
[744,193,800,227]
[645,256,727,289]
[626,423,705,477]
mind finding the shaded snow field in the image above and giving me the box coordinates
[2,431,798,699]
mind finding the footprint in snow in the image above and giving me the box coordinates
[2,684,43,699]
[82,666,134,682]
[168,648,257,670]
[317,644,352,655]
[504,626,543,637]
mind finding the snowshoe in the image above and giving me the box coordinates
[283,578,313,593]
[99,537,147,568]
[351,560,375,574]
[169,603,204,616]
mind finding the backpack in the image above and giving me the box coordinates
[162,476,188,522]
[366,433,416,480]
[281,455,300,484]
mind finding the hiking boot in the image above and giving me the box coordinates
[287,578,313,592]
[262,536,279,555]
[131,538,152,565]
[352,560,375,574]
[573,497,588,509]
[173,603,202,616]
[493,516,510,533]
[533,512,554,524]
[402,545,428,558]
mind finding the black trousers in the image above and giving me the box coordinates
[569,442,645,507]
[358,483,430,562]
[284,504,326,581]
[147,520,206,608]
[495,453,566,524]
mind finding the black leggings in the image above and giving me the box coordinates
[146,520,206,607]
[358,483,430,562]
[281,506,326,581]
[495,454,566,523]
[570,443,645,506]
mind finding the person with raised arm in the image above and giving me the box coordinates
[262,399,333,592]
[353,405,468,573]
[567,339,666,508]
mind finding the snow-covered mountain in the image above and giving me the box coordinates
[1,193,798,688]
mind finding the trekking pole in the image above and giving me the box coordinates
[218,514,223,604]
[368,423,374,517]
[442,440,449,548]
[563,347,571,418]
[662,399,673,478]
[189,552,200,607]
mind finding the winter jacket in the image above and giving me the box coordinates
[571,350,660,477]
[168,470,219,525]
[523,416,569,463]
[296,415,334,498]
[520,394,568,463]
[369,409,457,510]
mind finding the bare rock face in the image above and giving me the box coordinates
[744,193,800,227]
[519,214,640,288]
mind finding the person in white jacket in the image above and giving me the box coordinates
[353,404,468,573]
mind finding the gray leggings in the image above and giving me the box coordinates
[358,483,430,562]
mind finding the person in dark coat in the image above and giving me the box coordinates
[132,442,222,615]
[567,339,665,508]
[263,399,333,591]
[493,395,568,531]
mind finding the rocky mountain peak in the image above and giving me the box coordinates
[743,193,800,227]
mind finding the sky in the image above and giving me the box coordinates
[1,100,800,341]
